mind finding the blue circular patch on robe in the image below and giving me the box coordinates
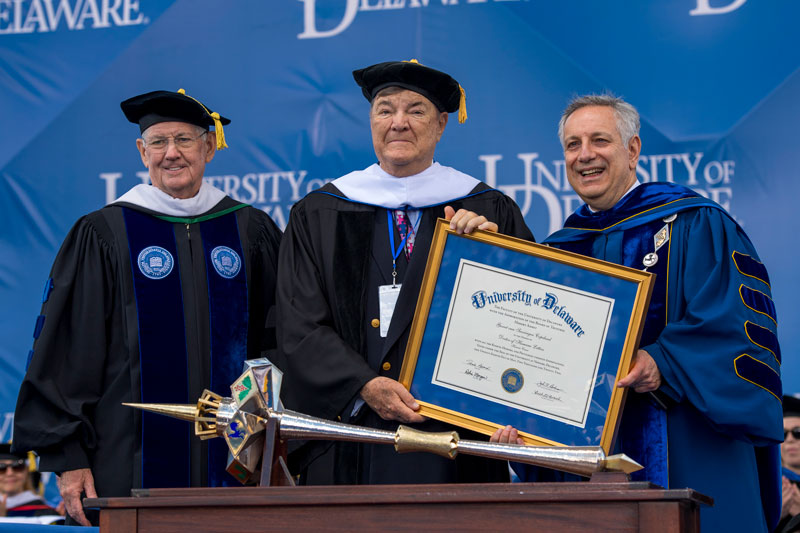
[211,246,241,279]
[137,246,174,279]
[501,368,524,393]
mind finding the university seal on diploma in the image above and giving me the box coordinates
[501,368,524,393]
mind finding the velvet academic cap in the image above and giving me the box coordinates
[0,442,25,461]
[353,60,467,123]
[120,88,230,149]
[784,395,800,417]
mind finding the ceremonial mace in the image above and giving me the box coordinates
[125,358,641,486]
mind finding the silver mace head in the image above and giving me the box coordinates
[125,396,642,480]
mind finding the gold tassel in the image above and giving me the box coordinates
[210,112,227,149]
[176,88,227,150]
[25,450,43,496]
[458,84,467,124]
[404,58,420,64]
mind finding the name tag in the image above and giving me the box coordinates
[378,284,402,337]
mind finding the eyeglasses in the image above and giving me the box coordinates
[143,131,207,153]
[785,427,800,440]
[0,459,26,472]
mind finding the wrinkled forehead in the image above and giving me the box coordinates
[564,106,621,138]
[142,121,205,138]
[371,87,437,109]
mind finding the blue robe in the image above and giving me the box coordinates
[543,182,783,533]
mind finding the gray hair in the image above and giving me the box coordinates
[557,94,640,148]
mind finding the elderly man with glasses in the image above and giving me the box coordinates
[12,90,282,526]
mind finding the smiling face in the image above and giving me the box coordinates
[370,88,448,177]
[784,416,800,473]
[136,121,216,199]
[0,460,28,496]
[562,105,641,211]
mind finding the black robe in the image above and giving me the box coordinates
[277,182,534,484]
[13,196,281,500]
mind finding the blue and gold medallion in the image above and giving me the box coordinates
[501,368,524,393]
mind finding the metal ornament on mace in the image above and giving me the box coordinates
[124,358,641,484]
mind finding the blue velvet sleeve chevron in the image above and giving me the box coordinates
[642,207,782,445]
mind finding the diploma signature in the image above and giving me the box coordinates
[463,360,490,381]
[534,390,563,403]
[465,359,492,372]
[464,368,489,382]
[536,380,563,393]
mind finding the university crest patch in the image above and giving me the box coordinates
[137,246,174,279]
[211,246,241,279]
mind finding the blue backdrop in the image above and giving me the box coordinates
[1,0,797,452]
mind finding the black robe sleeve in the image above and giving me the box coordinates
[13,212,121,473]
[241,208,283,358]
[276,197,377,420]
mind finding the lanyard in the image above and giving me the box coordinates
[386,209,421,287]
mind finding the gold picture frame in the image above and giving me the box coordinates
[398,219,654,454]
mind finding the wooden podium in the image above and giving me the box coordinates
[85,476,711,532]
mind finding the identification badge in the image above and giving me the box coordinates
[378,284,402,337]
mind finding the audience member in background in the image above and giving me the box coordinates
[778,396,800,533]
[0,444,61,523]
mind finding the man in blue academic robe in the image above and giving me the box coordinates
[494,94,782,533]
[12,90,282,525]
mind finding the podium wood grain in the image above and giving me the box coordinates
[85,481,711,532]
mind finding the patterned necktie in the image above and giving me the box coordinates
[395,210,415,259]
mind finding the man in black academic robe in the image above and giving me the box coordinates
[13,90,281,525]
[277,61,534,484]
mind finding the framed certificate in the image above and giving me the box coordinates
[398,219,654,454]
